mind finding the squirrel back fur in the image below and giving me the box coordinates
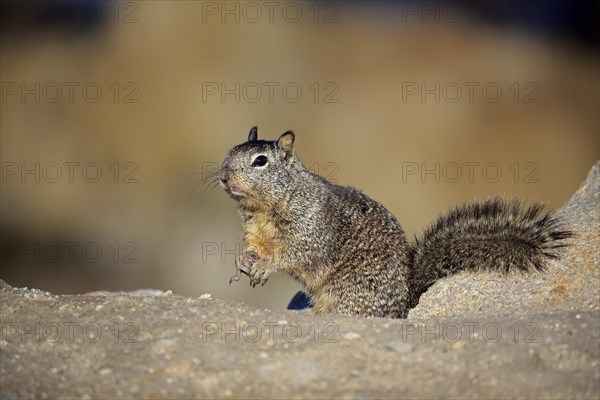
[220,127,572,318]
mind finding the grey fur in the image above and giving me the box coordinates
[220,128,572,318]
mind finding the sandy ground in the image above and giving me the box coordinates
[1,162,598,399]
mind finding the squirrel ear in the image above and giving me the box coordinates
[277,131,295,155]
[248,126,258,142]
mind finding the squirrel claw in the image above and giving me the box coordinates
[249,264,273,287]
[230,255,253,285]
[229,265,242,285]
[231,268,250,284]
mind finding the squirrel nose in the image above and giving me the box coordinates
[220,167,232,185]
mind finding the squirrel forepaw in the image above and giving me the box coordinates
[230,251,258,285]
[249,262,274,287]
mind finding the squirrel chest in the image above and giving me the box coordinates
[240,209,284,260]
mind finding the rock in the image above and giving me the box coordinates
[386,339,415,353]
[342,332,361,340]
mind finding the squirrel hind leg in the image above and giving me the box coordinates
[287,291,313,310]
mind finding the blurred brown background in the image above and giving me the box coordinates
[1,1,598,311]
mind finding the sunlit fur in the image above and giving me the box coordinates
[221,128,573,318]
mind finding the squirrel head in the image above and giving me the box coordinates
[220,126,299,208]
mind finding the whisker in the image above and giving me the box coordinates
[187,179,206,200]
[177,169,220,183]
[178,173,201,182]
[187,174,223,201]
[199,178,221,201]
[217,134,230,153]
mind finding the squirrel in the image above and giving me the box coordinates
[219,127,573,318]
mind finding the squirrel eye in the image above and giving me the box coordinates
[251,155,268,167]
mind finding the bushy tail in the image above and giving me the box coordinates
[408,197,573,307]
